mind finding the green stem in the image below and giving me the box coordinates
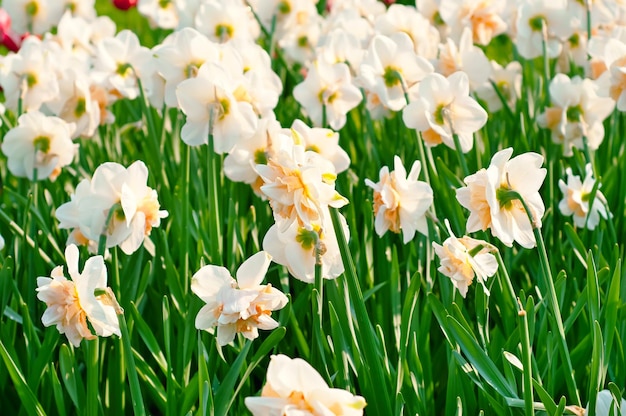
[86,338,100,416]
[518,300,534,416]
[512,191,580,405]
[118,313,146,415]
[451,133,469,177]
[311,236,329,378]
[329,207,392,415]
[495,252,517,312]
[489,79,516,122]
[136,74,164,186]
[585,0,592,41]
[207,127,222,264]
[541,21,551,106]
[182,143,190,294]
[98,205,118,257]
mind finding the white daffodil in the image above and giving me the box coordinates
[0,36,59,112]
[374,3,440,59]
[245,354,366,416]
[176,61,257,153]
[433,220,498,298]
[438,0,507,46]
[223,117,285,195]
[36,244,120,347]
[514,0,575,60]
[231,38,283,118]
[153,27,220,108]
[537,74,614,156]
[365,155,433,243]
[4,0,63,35]
[456,148,547,248]
[194,0,259,43]
[262,207,348,283]
[435,27,492,90]
[357,33,434,112]
[316,27,366,70]
[55,161,168,255]
[287,119,351,174]
[588,32,626,111]
[402,71,487,153]
[278,11,323,65]
[93,30,151,100]
[558,164,609,230]
[138,0,180,29]
[1,111,77,181]
[476,61,522,113]
[256,136,348,230]
[46,68,100,139]
[191,251,288,346]
[293,60,362,130]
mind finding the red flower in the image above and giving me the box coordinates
[112,0,138,10]
[0,8,23,52]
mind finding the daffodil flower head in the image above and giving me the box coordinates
[1,110,77,181]
[191,251,288,346]
[257,133,348,231]
[365,155,433,243]
[456,148,546,248]
[263,207,348,283]
[402,71,487,153]
[433,219,498,298]
[245,354,367,415]
[55,161,168,255]
[558,164,609,230]
[36,244,121,347]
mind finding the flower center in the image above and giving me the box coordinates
[75,97,87,118]
[383,66,401,88]
[254,149,268,165]
[295,227,320,250]
[277,1,291,14]
[566,105,583,122]
[116,63,133,78]
[24,72,38,88]
[215,23,234,41]
[25,1,39,16]
[528,15,546,32]
[33,136,51,153]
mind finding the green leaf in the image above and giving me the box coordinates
[0,339,46,416]
[214,341,252,416]
[532,378,558,415]
[59,344,83,411]
[129,302,167,375]
[588,321,605,416]
[586,251,600,324]
[446,315,517,399]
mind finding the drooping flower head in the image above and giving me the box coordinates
[558,164,609,230]
[456,148,546,248]
[191,251,288,346]
[365,155,433,243]
[245,354,366,415]
[433,219,498,298]
[36,244,120,347]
